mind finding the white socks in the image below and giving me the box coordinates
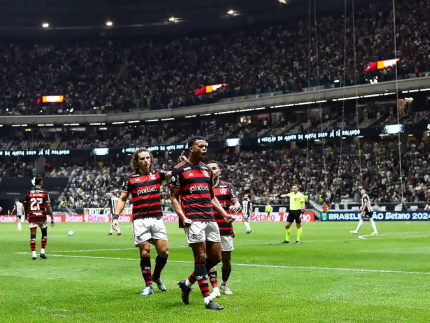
[204,296,211,305]
[356,219,363,232]
[244,222,251,232]
[370,219,378,232]
[17,222,22,230]
[41,248,45,254]
[32,251,37,257]
[185,279,193,288]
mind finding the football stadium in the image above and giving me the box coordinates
[1,0,430,322]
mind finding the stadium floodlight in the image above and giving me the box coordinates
[278,0,288,3]
[169,17,176,22]
[106,21,113,27]
[42,23,49,28]
[227,10,235,15]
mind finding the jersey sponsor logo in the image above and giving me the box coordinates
[136,185,158,195]
[220,201,228,208]
[189,184,210,194]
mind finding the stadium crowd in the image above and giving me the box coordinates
[2,99,425,151]
[37,138,430,210]
[0,0,429,115]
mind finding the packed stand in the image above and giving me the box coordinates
[28,138,428,209]
[0,0,429,116]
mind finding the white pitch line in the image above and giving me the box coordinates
[14,252,430,276]
[48,233,429,253]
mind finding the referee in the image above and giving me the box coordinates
[282,185,305,244]
[105,191,121,236]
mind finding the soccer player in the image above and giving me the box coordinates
[104,191,121,236]
[206,161,241,298]
[242,194,252,233]
[170,137,234,310]
[24,177,54,260]
[282,185,305,244]
[112,148,172,297]
[350,188,378,235]
[265,202,272,221]
[13,198,25,231]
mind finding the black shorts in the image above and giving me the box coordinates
[287,210,302,223]
[363,211,373,219]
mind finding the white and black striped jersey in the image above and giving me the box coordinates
[15,202,24,215]
[242,199,252,216]
[107,196,119,214]
[361,194,373,213]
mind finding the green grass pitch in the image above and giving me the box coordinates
[1,221,430,323]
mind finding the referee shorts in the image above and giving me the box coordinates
[287,210,302,223]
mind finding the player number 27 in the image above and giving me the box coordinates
[30,197,43,211]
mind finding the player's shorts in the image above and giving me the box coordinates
[132,217,168,247]
[221,235,234,252]
[363,211,373,219]
[244,213,251,221]
[184,221,221,245]
[15,214,24,221]
[287,210,302,223]
[28,222,47,229]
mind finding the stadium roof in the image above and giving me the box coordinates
[0,0,374,41]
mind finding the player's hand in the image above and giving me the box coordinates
[112,219,119,231]
[224,214,235,223]
[178,151,187,163]
[182,217,192,228]
[50,220,55,227]
[229,205,241,214]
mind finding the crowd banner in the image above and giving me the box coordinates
[0,211,315,223]
[321,211,430,221]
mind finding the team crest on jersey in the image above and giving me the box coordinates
[149,174,156,180]
[220,188,227,195]
[202,170,209,178]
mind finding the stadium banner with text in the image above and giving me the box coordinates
[321,211,430,221]
[1,211,315,223]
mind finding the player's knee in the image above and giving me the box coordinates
[160,248,169,258]
[140,249,150,258]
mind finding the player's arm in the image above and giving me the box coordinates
[24,194,29,220]
[170,187,191,227]
[210,188,234,222]
[112,191,129,230]
[12,206,16,214]
[361,201,367,217]
[164,153,187,182]
[228,185,241,214]
[45,194,54,227]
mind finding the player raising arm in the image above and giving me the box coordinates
[170,136,234,310]
[24,177,54,260]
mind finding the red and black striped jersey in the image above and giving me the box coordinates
[170,161,215,221]
[24,188,51,223]
[121,170,166,220]
[213,180,238,236]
